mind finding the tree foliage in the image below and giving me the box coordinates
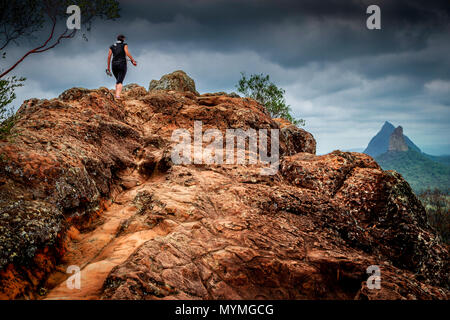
[418,188,450,244]
[0,0,121,78]
[0,76,25,140]
[236,72,304,126]
[0,0,45,51]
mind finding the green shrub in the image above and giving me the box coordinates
[236,72,304,126]
[0,76,25,140]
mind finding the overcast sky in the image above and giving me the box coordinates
[3,0,450,154]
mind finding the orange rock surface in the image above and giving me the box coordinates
[0,72,448,300]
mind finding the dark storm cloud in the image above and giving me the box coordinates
[120,0,450,27]
[112,0,450,68]
[19,0,448,74]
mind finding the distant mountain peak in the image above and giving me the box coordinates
[363,121,420,157]
[382,121,395,130]
[388,126,409,152]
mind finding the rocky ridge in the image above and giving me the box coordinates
[0,71,448,300]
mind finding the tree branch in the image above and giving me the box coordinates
[34,28,76,53]
[0,10,57,78]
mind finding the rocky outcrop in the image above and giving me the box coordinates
[0,72,448,300]
[274,118,316,155]
[149,70,199,96]
[388,126,409,152]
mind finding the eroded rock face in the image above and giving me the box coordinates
[388,126,409,152]
[149,70,199,96]
[0,75,448,300]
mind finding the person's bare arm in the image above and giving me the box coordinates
[124,45,137,66]
[107,49,112,71]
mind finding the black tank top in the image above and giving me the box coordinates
[110,41,127,64]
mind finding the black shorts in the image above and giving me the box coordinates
[112,62,127,84]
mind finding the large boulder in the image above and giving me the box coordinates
[149,70,199,96]
[274,118,316,155]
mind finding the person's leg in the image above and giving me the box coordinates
[114,64,127,98]
[115,82,123,98]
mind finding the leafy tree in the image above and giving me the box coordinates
[0,76,25,140]
[0,0,44,52]
[236,72,304,126]
[0,0,121,78]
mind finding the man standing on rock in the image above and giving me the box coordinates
[107,34,137,99]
